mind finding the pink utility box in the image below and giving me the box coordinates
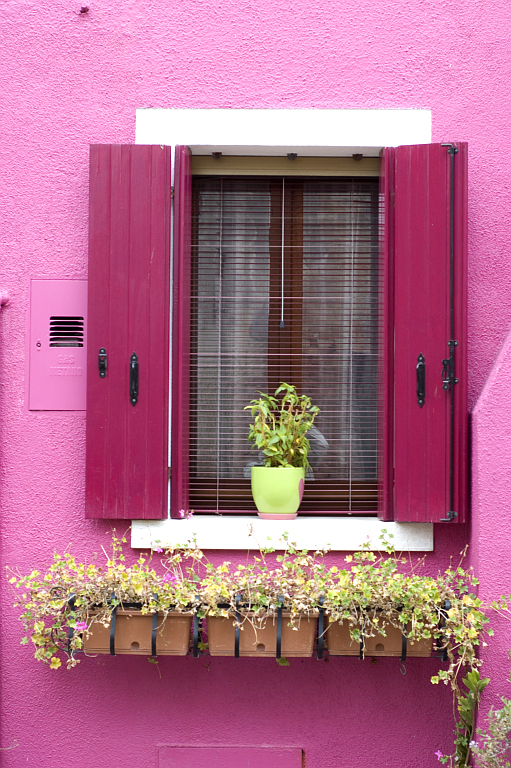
[29,279,88,410]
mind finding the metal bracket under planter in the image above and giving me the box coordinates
[83,610,193,656]
[207,609,317,658]
[324,619,432,659]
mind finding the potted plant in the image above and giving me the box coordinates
[7,532,199,667]
[245,382,320,519]
[9,530,489,683]
[199,537,323,657]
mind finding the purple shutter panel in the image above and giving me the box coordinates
[391,142,468,523]
[85,144,171,520]
[170,145,192,518]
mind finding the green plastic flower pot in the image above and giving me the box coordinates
[251,466,305,519]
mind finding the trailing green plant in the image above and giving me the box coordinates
[7,532,200,669]
[436,670,490,767]
[8,529,489,705]
[466,639,511,768]
[471,694,511,767]
[245,382,320,469]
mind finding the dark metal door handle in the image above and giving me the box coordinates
[130,353,138,406]
[416,353,425,407]
[98,348,107,378]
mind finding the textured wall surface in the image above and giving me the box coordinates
[472,332,511,721]
[1,0,511,765]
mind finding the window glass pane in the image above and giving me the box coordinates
[192,179,271,486]
[191,176,379,512]
[302,181,379,498]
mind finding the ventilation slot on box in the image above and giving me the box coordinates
[49,316,84,347]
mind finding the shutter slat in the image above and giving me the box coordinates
[86,144,171,520]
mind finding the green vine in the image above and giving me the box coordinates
[8,530,488,692]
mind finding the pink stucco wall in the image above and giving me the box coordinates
[1,1,511,765]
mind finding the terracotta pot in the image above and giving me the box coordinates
[251,466,305,519]
[207,612,316,657]
[83,611,192,656]
[325,619,431,657]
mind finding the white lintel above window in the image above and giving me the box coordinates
[135,108,432,156]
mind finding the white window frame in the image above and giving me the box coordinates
[131,108,433,552]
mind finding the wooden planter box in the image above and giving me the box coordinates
[207,613,316,657]
[83,611,192,656]
[325,619,432,657]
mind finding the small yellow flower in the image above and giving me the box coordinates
[330,566,338,573]
[345,555,353,563]
[49,657,61,670]
[462,595,473,606]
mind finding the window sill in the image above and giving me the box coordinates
[131,517,433,552]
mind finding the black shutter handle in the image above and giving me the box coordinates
[416,353,425,407]
[98,348,107,378]
[130,353,138,406]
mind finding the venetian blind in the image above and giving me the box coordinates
[190,176,380,513]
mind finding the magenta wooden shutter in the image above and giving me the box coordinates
[391,142,468,523]
[170,145,192,518]
[85,144,171,520]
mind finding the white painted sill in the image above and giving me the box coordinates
[131,517,433,552]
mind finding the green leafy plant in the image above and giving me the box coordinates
[464,642,511,768]
[245,382,320,468]
[436,671,490,767]
[471,696,511,767]
[8,528,489,717]
[7,532,200,669]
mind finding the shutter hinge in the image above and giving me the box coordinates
[171,186,174,200]
[441,143,459,155]
[441,340,459,391]
[441,509,458,522]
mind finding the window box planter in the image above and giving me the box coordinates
[207,613,316,657]
[84,610,192,656]
[325,619,432,658]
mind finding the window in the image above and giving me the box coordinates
[85,142,468,524]
[189,174,379,514]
